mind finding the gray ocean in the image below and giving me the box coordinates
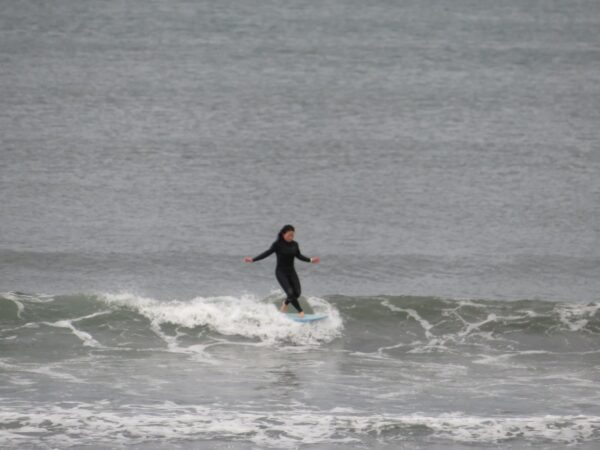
[1,0,600,448]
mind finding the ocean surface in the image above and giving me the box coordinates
[1,0,599,448]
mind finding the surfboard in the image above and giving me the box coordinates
[285,313,327,323]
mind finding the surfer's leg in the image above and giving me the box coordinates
[276,269,303,314]
[275,269,293,312]
[287,271,304,315]
[288,297,303,314]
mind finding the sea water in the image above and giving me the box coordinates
[1,0,599,448]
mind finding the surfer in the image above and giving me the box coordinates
[244,224,320,318]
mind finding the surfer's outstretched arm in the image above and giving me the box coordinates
[244,242,276,263]
[295,245,311,263]
[296,245,320,264]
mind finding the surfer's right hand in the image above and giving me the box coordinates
[243,257,253,263]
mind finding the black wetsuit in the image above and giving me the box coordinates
[252,240,311,312]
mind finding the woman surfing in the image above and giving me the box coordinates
[244,224,320,318]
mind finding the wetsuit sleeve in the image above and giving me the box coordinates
[295,244,311,263]
[252,242,276,262]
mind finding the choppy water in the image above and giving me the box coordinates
[2,0,600,448]
[1,291,600,449]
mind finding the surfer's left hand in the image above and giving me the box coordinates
[310,256,320,264]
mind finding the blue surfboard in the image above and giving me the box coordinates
[285,313,327,323]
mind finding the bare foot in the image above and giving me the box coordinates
[298,311,305,318]
[280,303,288,313]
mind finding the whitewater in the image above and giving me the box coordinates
[1,291,599,449]
[2,0,600,447]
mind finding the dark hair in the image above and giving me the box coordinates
[277,224,295,241]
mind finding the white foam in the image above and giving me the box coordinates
[1,291,55,303]
[100,292,343,346]
[42,310,111,348]
[0,360,83,384]
[1,401,599,448]
[554,303,600,332]
[456,313,498,338]
[380,300,513,353]
[146,320,218,364]
[473,350,550,366]
[381,300,435,339]
[10,299,24,319]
